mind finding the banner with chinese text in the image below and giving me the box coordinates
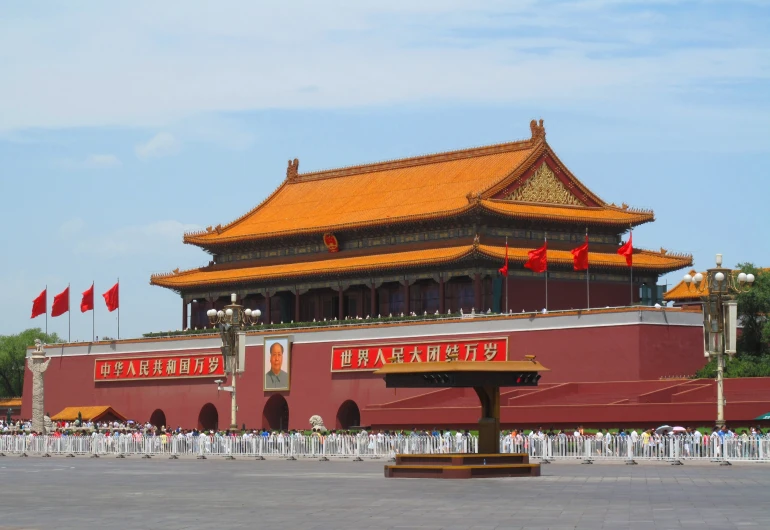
[330,337,508,372]
[94,352,225,382]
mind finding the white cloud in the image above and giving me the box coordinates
[56,154,122,169]
[135,132,182,159]
[0,2,766,134]
[84,154,121,168]
[59,218,86,238]
[75,220,201,258]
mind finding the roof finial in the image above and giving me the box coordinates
[287,158,299,180]
[530,119,545,141]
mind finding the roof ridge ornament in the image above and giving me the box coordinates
[530,119,545,141]
[287,158,299,180]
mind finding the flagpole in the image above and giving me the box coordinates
[45,285,48,336]
[117,278,120,340]
[505,237,509,314]
[629,228,634,306]
[92,282,95,342]
[68,283,71,343]
[586,228,590,309]
[543,232,548,311]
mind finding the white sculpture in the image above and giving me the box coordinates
[309,415,327,433]
[28,339,51,434]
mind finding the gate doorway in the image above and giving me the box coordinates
[263,395,289,431]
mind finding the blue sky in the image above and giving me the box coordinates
[1,1,768,341]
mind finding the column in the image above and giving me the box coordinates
[474,273,482,311]
[403,282,410,315]
[28,343,50,434]
[295,291,301,323]
[370,283,376,317]
[182,299,188,331]
[205,298,215,329]
[338,287,344,320]
[439,276,445,313]
[266,293,272,324]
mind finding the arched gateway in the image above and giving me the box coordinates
[336,400,360,429]
[149,409,166,429]
[263,395,289,431]
[197,403,218,432]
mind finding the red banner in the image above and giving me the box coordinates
[331,337,508,372]
[94,353,225,382]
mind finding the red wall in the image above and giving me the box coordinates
[22,321,705,431]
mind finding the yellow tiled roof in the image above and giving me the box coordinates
[152,246,473,288]
[152,243,691,290]
[664,270,706,301]
[185,141,539,245]
[183,123,654,247]
[480,200,654,226]
[0,398,22,408]
[51,406,126,422]
[478,245,692,272]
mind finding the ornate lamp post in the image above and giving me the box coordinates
[683,254,754,427]
[206,294,261,431]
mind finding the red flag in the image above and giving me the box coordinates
[618,232,633,266]
[81,283,94,313]
[498,241,509,276]
[571,235,589,271]
[51,287,70,317]
[31,289,47,319]
[103,282,119,312]
[524,241,548,273]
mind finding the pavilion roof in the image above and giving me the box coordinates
[0,398,22,408]
[151,243,692,291]
[51,406,127,422]
[664,270,706,302]
[183,121,653,248]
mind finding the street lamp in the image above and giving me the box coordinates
[206,293,261,431]
[683,254,754,427]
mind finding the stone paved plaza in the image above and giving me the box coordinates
[1,457,768,529]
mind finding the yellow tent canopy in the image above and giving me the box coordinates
[51,406,126,423]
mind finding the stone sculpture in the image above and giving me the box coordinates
[27,339,50,434]
[309,415,327,433]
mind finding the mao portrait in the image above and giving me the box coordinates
[264,337,290,391]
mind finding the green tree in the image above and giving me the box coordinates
[735,264,770,357]
[0,328,61,397]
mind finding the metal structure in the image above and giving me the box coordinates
[206,294,261,431]
[683,254,754,427]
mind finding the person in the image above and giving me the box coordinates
[265,342,289,389]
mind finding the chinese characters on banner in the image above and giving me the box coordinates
[330,338,508,372]
[94,353,225,381]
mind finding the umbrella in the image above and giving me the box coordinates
[755,412,770,421]
[672,426,687,433]
[656,425,672,434]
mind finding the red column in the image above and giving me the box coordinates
[474,273,482,311]
[439,277,445,314]
[205,298,215,329]
[182,299,188,330]
[403,282,410,315]
[338,287,344,320]
[295,291,301,322]
[370,284,376,317]
[266,293,272,324]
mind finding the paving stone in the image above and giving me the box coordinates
[0,458,768,529]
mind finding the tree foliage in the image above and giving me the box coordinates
[0,328,61,397]
[735,263,770,357]
[694,265,770,379]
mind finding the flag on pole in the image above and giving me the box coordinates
[571,235,589,271]
[51,287,70,317]
[498,241,509,276]
[524,241,548,273]
[81,283,94,313]
[31,289,47,319]
[103,282,119,312]
[618,232,633,266]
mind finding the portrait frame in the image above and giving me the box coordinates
[264,336,291,391]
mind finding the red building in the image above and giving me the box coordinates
[31,121,758,431]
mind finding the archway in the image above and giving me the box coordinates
[336,400,360,430]
[197,403,218,432]
[262,394,289,431]
[149,409,166,430]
